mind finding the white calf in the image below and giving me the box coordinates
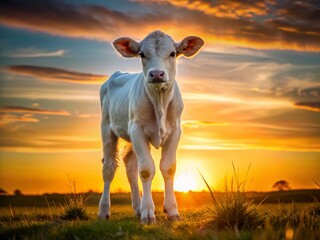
[98,30,204,224]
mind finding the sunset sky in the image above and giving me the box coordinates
[0,0,319,194]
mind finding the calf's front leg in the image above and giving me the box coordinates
[160,126,181,221]
[129,122,156,224]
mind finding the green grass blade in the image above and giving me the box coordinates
[198,169,217,205]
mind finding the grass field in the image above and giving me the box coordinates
[0,190,319,239]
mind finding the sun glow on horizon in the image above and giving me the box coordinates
[173,160,202,192]
[174,171,197,192]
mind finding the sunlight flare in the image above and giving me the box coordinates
[174,171,196,192]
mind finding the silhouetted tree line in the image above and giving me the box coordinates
[0,188,24,196]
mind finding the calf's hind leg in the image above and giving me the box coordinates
[123,146,141,217]
[98,122,118,219]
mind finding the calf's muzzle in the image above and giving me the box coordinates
[148,70,165,83]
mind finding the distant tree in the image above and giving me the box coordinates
[14,189,23,196]
[0,188,8,195]
[272,180,291,191]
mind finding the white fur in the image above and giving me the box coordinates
[98,31,204,223]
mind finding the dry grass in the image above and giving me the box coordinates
[59,177,91,221]
[200,163,266,233]
[1,173,319,239]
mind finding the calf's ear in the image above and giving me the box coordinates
[113,37,140,58]
[177,36,204,57]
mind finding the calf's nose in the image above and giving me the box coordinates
[149,70,164,82]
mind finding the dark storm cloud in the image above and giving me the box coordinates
[275,0,320,24]
[295,102,320,112]
[135,0,320,51]
[0,0,127,40]
[0,0,319,51]
[0,0,170,40]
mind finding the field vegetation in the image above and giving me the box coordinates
[0,189,319,240]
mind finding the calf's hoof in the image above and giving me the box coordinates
[135,212,141,219]
[141,217,156,225]
[168,215,180,222]
[98,214,109,220]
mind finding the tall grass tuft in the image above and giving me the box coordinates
[200,163,266,233]
[310,179,320,218]
[60,176,91,221]
[269,203,300,230]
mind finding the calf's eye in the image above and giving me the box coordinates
[139,52,146,58]
[170,51,176,58]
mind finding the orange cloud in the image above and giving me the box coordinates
[134,0,268,19]
[132,0,320,51]
[6,65,107,84]
[0,108,101,152]
[0,114,39,125]
[294,102,320,112]
[180,120,320,152]
[0,106,70,116]
[0,136,100,153]
[0,106,71,126]
[0,0,319,51]
[182,120,229,128]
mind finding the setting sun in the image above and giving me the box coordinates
[174,172,196,192]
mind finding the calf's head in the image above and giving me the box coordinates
[113,30,204,90]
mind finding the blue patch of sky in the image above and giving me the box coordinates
[65,0,152,14]
[198,48,320,84]
[201,47,320,67]
[201,51,274,63]
[0,25,144,111]
[0,26,141,75]
[267,50,320,66]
